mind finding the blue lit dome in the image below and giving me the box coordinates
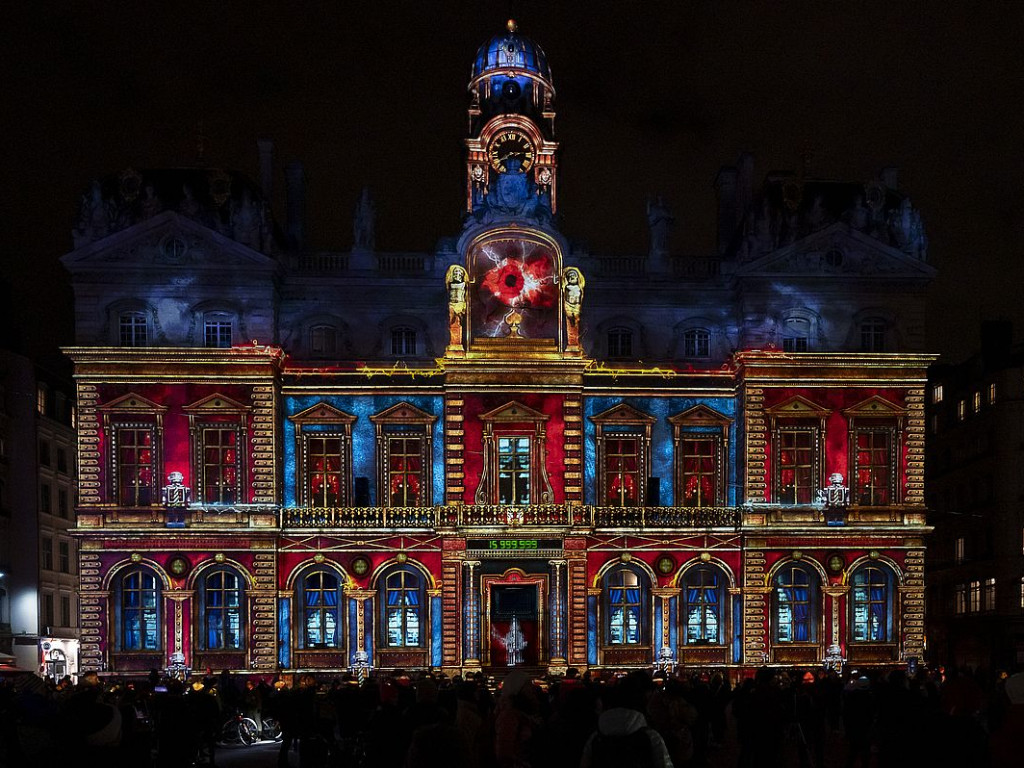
[471,19,552,86]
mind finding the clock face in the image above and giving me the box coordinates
[488,130,534,173]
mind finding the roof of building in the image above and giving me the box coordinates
[471,19,552,84]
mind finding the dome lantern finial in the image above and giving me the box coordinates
[507,18,517,33]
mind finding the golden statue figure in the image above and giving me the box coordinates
[562,267,584,351]
[446,264,468,353]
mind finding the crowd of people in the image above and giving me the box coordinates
[1,662,1023,767]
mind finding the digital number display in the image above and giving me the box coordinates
[467,538,561,552]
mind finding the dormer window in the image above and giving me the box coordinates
[119,312,148,347]
[683,328,710,359]
[391,327,417,357]
[310,325,338,358]
[607,327,633,359]
[204,314,233,348]
[860,319,886,352]
[781,315,811,352]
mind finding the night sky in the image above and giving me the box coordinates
[4,2,1022,366]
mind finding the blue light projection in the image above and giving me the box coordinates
[278,597,290,668]
[583,397,739,506]
[431,595,442,667]
[283,395,445,507]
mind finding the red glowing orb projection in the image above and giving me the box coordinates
[470,237,559,339]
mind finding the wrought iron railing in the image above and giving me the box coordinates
[591,506,740,528]
[280,506,435,528]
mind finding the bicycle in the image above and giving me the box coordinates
[218,711,261,746]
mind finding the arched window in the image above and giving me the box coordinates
[120,567,160,650]
[119,311,148,347]
[201,569,244,650]
[300,569,342,648]
[381,567,424,648]
[682,566,723,644]
[391,327,417,357]
[604,565,647,645]
[607,327,633,359]
[683,328,710,359]
[310,325,338,358]
[774,563,817,643]
[850,564,893,642]
[781,315,811,352]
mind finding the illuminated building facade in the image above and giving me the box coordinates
[63,22,935,678]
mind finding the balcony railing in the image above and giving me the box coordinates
[280,504,740,529]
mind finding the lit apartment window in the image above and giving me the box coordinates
[932,384,944,404]
[958,400,966,421]
[973,392,981,413]
[989,383,997,404]
[968,580,981,612]
[954,536,965,565]
[1020,577,1024,610]
[37,384,47,416]
[983,578,996,611]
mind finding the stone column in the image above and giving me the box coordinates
[166,590,191,672]
[652,587,678,661]
[463,561,482,667]
[347,589,375,668]
[901,547,926,660]
[548,559,567,666]
[742,546,770,664]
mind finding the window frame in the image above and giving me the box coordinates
[203,312,234,348]
[766,396,829,506]
[849,563,894,642]
[772,562,819,644]
[607,326,634,359]
[603,564,649,647]
[681,565,725,645]
[682,328,711,359]
[844,396,905,507]
[370,402,435,508]
[390,326,418,357]
[669,405,730,507]
[290,403,357,508]
[99,393,167,508]
[119,311,149,347]
[183,394,250,506]
[474,401,554,506]
[297,568,344,649]
[310,324,339,358]
[200,567,245,651]
[379,565,425,649]
[591,403,656,508]
[119,566,161,651]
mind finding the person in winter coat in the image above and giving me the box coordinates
[578,705,674,768]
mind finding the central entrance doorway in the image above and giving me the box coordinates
[482,568,546,667]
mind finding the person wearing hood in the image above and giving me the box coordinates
[579,673,673,768]
[494,670,543,768]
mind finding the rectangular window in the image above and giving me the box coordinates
[391,327,417,357]
[40,483,51,515]
[307,435,344,507]
[989,383,997,404]
[955,536,965,565]
[853,429,892,505]
[973,391,982,413]
[604,436,641,506]
[56,447,68,473]
[932,383,944,404]
[929,414,939,434]
[204,318,233,348]
[776,427,817,504]
[1020,577,1024,610]
[497,436,531,505]
[860,321,885,352]
[41,537,53,571]
[119,312,148,347]
[983,578,996,611]
[680,436,718,507]
[683,329,710,358]
[58,541,70,574]
[954,583,966,615]
[969,580,981,612]
[783,337,809,353]
[386,435,424,506]
[39,441,50,467]
[43,593,54,628]
[116,427,155,506]
[58,488,69,519]
[37,384,47,416]
[607,329,633,359]
[958,400,966,421]
[60,595,71,628]
[201,427,239,504]
[310,325,337,357]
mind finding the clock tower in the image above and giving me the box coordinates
[465,19,559,214]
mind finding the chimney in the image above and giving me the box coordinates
[880,167,898,190]
[257,139,274,200]
[285,161,306,252]
[714,166,738,254]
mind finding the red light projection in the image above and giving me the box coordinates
[470,237,558,340]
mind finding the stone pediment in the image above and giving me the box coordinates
[737,223,936,279]
[842,395,906,419]
[478,400,549,423]
[182,393,252,413]
[667,404,731,428]
[288,402,357,426]
[61,210,277,272]
[590,402,657,426]
[369,401,437,425]
[97,392,168,414]
[765,395,831,424]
